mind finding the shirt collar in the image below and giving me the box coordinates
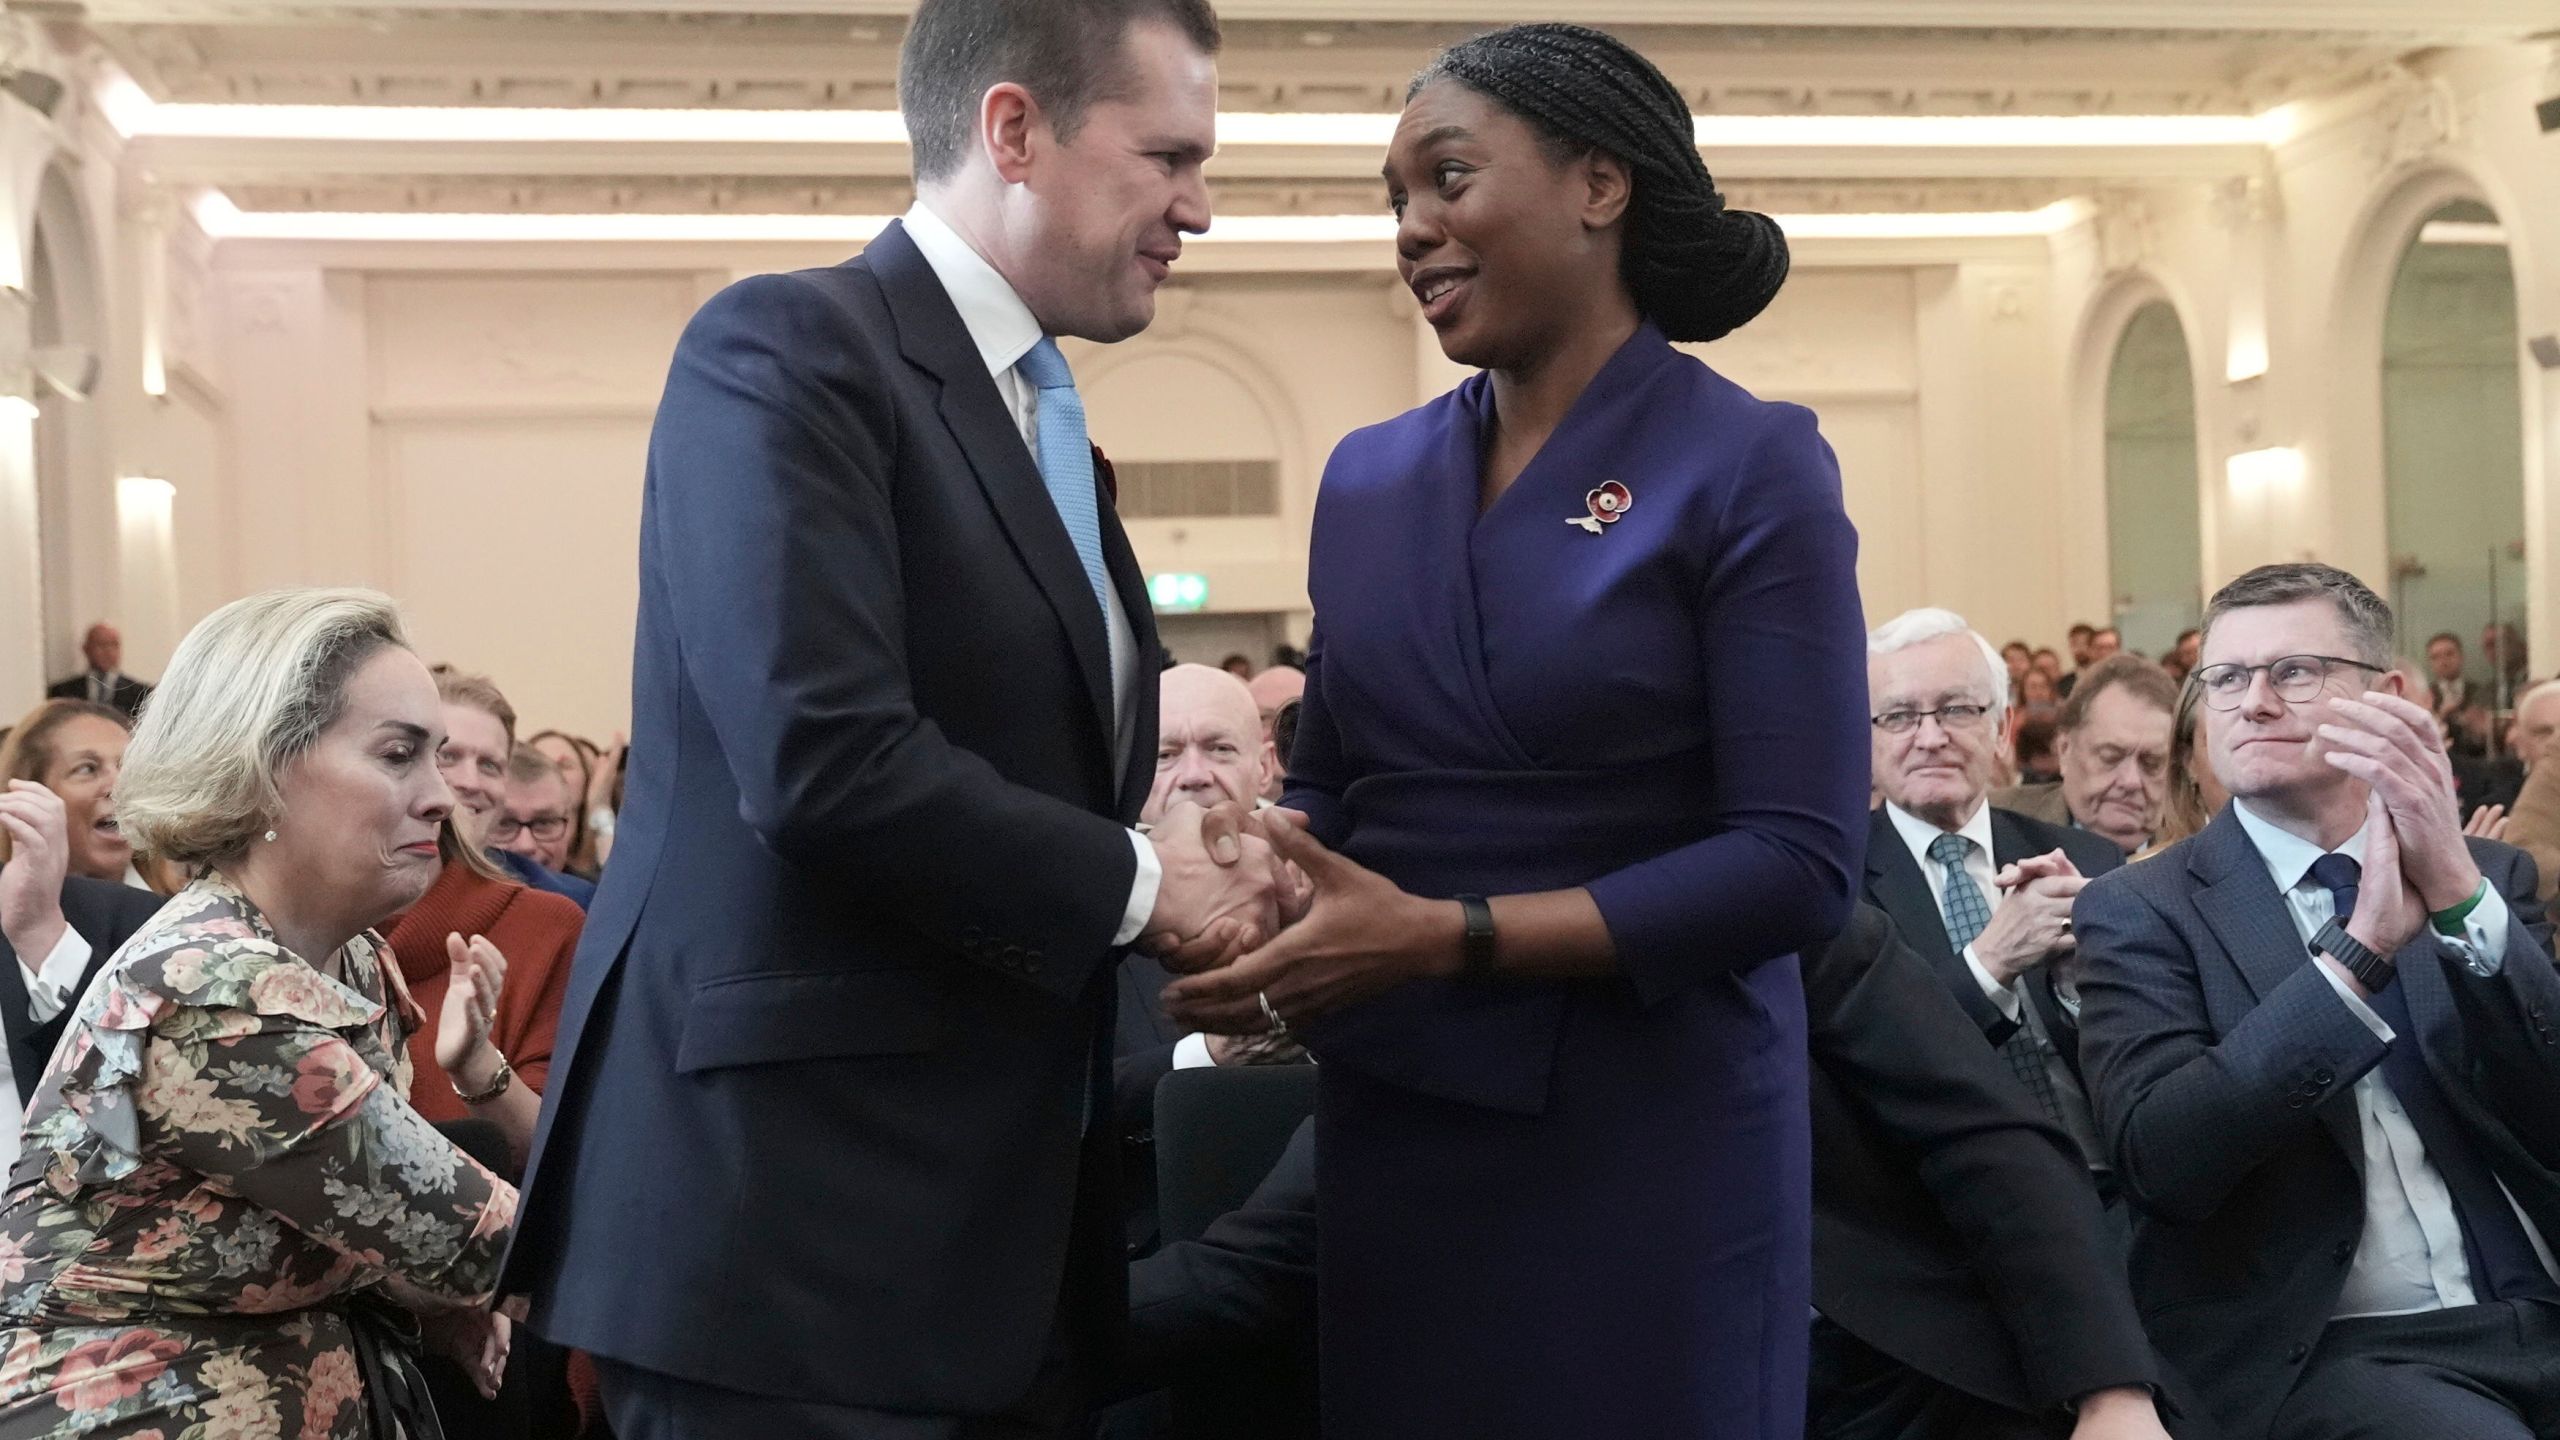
[2231,798,2370,894]
[901,201,1044,382]
[1884,797,1993,871]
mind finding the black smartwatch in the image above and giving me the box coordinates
[2312,916,2395,993]
[1455,895,1498,980]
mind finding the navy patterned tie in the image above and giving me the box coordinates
[2306,853,2559,1302]
[1931,832,2071,1128]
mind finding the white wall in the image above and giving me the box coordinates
[11,40,2555,733]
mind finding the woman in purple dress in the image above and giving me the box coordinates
[1162,24,1870,1439]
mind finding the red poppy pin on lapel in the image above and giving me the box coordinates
[1568,481,1633,535]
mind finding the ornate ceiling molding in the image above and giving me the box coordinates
[62,1,2560,43]
[215,172,2080,218]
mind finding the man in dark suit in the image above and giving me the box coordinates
[1865,607,2124,1196]
[0,783,163,1135]
[44,622,151,719]
[502,3,1286,1435]
[1124,905,2181,1440]
[2077,562,2560,1440]
[1991,654,2179,859]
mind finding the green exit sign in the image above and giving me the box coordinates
[1148,572,1210,612]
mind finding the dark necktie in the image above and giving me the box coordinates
[2305,853,2558,1303]
[1931,832,2071,1131]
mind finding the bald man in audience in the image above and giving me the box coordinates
[1117,665,1298,1256]
[1245,666,1304,798]
[2494,681,2560,903]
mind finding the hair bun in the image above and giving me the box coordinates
[1635,207,1790,345]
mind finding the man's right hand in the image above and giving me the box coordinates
[1973,848,2087,986]
[1142,801,1285,975]
[0,781,73,973]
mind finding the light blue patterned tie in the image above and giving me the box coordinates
[1934,830,2072,1131]
[1014,338,1113,621]
[1929,831,1991,950]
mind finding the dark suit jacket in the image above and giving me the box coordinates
[1809,903,2157,1418]
[1117,952,1184,1254]
[504,220,1163,1415]
[0,870,165,1102]
[44,673,150,718]
[1863,804,2122,1062]
[1123,905,2169,1429]
[2075,808,2560,1440]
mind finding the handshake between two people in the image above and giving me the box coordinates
[1133,801,1467,1039]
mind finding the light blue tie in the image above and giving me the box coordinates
[1014,338,1113,621]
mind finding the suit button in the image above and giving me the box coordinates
[2333,1240,2354,1265]
[2287,1096,2307,1109]
[2287,1342,2310,1364]
[2313,1068,2334,1085]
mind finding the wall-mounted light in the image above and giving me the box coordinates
[2227,446,2305,491]
[118,474,174,515]
[0,396,39,421]
[2226,335,2270,384]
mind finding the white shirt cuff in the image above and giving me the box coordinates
[1963,945,2024,1021]
[1172,1032,1215,1069]
[2433,885,2510,976]
[2314,958,2396,1042]
[26,924,92,1023]
[1113,830,1163,948]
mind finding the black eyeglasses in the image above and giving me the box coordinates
[2193,654,2386,711]
[488,815,571,843]
[1871,703,1995,735]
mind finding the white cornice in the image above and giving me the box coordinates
[73,1,2560,42]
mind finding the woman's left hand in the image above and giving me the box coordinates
[423,1306,512,1400]
[1161,821,1459,1036]
[434,934,509,1081]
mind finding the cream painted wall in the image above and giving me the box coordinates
[9,42,2554,733]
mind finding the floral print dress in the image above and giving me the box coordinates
[0,874,518,1439]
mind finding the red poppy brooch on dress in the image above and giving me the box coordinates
[1568,481,1633,535]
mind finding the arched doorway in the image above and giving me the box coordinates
[2103,300,2203,658]
[2381,198,2527,717]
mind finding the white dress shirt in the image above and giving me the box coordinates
[1883,799,2106,1164]
[901,202,1161,944]
[2228,799,2556,1317]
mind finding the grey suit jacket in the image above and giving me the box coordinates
[2075,806,2560,1440]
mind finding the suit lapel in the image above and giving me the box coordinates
[1099,492,1161,822]
[869,222,1120,760]
[2187,810,2363,1159]
[1866,809,1959,973]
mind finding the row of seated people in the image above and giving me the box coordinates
[1116,566,2560,1440]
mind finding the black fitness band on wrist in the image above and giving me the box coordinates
[1456,894,1497,980]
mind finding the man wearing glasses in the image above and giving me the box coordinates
[492,743,597,908]
[2076,563,2560,1440]
[1864,607,2126,1205]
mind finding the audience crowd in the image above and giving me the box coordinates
[0,577,2549,1440]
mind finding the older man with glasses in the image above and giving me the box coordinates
[1864,607,2127,1210]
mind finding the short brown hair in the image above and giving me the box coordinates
[900,0,1222,184]
[432,666,517,748]
[2058,654,2179,733]
[2201,563,2394,668]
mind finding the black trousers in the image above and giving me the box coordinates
[2271,1299,2560,1440]
[598,1346,1083,1440]
[1806,1318,2062,1440]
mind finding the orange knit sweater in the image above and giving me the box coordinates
[381,861,583,1125]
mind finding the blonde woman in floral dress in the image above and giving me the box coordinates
[0,589,518,1439]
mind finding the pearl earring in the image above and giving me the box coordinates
[262,829,278,843]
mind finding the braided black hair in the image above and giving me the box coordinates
[1412,23,1788,344]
